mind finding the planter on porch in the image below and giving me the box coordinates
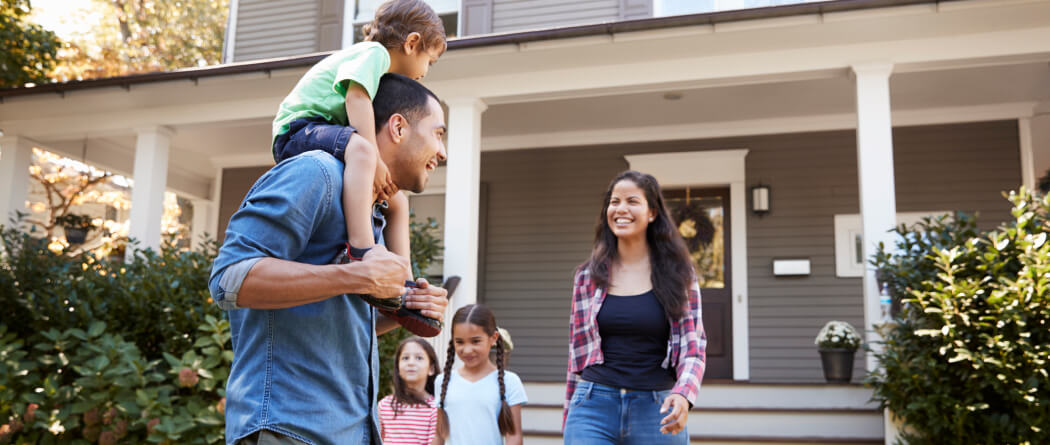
[818,348,855,383]
[814,320,862,384]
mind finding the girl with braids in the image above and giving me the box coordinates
[434,304,527,445]
[563,170,707,444]
[378,337,440,445]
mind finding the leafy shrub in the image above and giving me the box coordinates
[0,219,220,361]
[869,189,1050,444]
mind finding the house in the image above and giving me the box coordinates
[2,0,1049,442]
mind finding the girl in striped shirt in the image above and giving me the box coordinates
[379,337,441,444]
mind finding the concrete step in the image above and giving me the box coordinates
[520,382,884,444]
[523,432,883,445]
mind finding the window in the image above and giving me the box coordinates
[654,0,827,17]
[833,211,951,278]
[350,0,458,44]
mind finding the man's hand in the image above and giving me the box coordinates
[404,278,448,322]
[358,245,412,300]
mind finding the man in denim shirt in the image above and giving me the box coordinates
[209,74,450,445]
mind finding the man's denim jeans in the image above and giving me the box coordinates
[564,381,689,445]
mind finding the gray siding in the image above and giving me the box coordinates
[491,0,621,34]
[619,0,652,20]
[218,166,270,244]
[233,0,343,62]
[481,121,1020,383]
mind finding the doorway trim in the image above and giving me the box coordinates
[625,149,750,380]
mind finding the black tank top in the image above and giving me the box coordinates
[581,289,676,391]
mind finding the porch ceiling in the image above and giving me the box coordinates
[480,62,1050,148]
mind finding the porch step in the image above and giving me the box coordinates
[521,382,884,444]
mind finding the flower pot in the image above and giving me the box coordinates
[64,227,88,245]
[818,348,855,383]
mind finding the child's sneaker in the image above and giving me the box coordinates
[335,244,454,337]
[380,276,458,338]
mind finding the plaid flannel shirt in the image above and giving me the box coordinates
[563,265,707,428]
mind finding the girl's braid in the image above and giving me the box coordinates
[436,338,455,439]
[494,339,516,435]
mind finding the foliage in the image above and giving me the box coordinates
[868,188,1050,445]
[0,319,230,444]
[0,218,219,361]
[814,321,862,351]
[49,0,228,82]
[0,0,60,87]
[409,213,443,280]
[55,213,94,231]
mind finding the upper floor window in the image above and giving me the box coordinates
[654,0,827,17]
[350,0,459,44]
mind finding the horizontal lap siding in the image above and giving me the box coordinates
[480,121,1020,383]
[234,0,319,62]
[491,0,619,33]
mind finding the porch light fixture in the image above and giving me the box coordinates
[751,183,771,217]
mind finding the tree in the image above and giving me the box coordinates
[50,0,228,82]
[0,0,61,87]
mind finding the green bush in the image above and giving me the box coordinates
[0,220,220,361]
[869,189,1050,444]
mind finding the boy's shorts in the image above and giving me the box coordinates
[272,117,357,164]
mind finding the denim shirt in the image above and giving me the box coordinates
[209,151,386,445]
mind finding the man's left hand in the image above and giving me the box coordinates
[404,278,448,322]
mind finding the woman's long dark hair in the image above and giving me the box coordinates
[582,170,694,320]
[389,336,439,418]
[436,304,517,439]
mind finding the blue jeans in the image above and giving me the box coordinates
[272,117,357,164]
[564,381,689,445]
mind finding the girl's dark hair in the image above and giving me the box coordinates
[582,170,694,320]
[362,0,447,54]
[390,336,439,418]
[437,304,517,439]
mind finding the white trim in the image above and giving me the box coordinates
[223,0,240,64]
[209,167,223,241]
[482,102,1040,152]
[1020,117,1037,191]
[625,150,751,381]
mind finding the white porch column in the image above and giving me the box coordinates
[190,198,216,249]
[442,98,487,310]
[128,126,173,254]
[1019,117,1036,191]
[434,98,486,362]
[0,136,32,225]
[852,63,898,375]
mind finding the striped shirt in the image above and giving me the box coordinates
[378,395,438,445]
[564,265,708,428]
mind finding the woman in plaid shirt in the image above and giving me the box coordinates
[564,170,707,444]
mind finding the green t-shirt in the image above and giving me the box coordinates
[271,41,391,146]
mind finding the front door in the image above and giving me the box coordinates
[665,187,732,379]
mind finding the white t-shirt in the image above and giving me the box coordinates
[434,369,528,445]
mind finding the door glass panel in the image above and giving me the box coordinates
[665,191,725,289]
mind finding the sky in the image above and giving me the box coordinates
[29,0,102,40]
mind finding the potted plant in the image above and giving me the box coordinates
[55,213,94,245]
[814,320,862,383]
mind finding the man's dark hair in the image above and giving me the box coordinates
[373,73,440,132]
